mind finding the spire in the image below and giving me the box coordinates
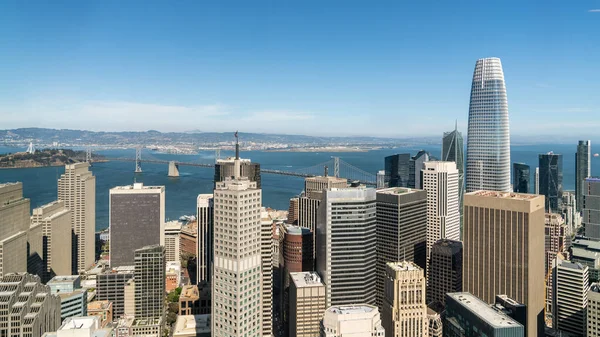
[455,119,458,132]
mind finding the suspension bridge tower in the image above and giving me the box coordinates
[135,147,143,173]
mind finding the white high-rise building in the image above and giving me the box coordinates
[197,193,213,284]
[552,257,589,336]
[58,162,96,273]
[465,57,511,193]
[422,161,460,260]
[316,187,377,307]
[535,167,540,194]
[212,141,263,337]
[260,209,273,337]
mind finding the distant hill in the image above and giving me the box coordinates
[0,128,440,146]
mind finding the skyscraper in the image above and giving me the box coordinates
[0,182,29,276]
[385,154,412,188]
[588,283,600,337]
[410,150,430,189]
[57,162,96,273]
[442,122,464,203]
[535,167,540,194]
[260,209,273,337]
[427,239,462,306]
[465,57,511,193]
[196,193,213,284]
[96,265,135,318]
[109,183,165,267]
[552,257,589,337]
[576,140,592,212]
[463,191,545,337]
[212,137,263,337]
[316,187,377,307]
[164,220,181,262]
[288,272,326,337]
[382,261,428,337]
[584,178,600,239]
[539,152,563,212]
[422,161,460,260]
[134,245,165,320]
[376,187,427,308]
[512,162,530,193]
[214,157,261,188]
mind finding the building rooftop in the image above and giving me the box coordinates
[165,220,182,231]
[327,305,376,315]
[387,261,421,272]
[48,275,80,283]
[284,224,311,236]
[559,260,587,271]
[466,190,538,200]
[88,300,112,311]
[59,316,100,330]
[102,266,135,274]
[376,187,420,195]
[290,272,324,288]
[180,285,199,300]
[591,283,600,293]
[110,183,164,191]
[447,293,523,329]
[173,314,211,336]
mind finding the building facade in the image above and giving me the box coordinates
[382,262,428,337]
[427,239,462,306]
[260,209,273,337]
[0,182,30,276]
[317,187,377,307]
[463,191,545,337]
[321,305,385,337]
[584,178,600,240]
[375,187,427,308]
[576,140,592,212]
[465,57,511,193]
[96,266,135,317]
[57,162,96,273]
[588,283,600,337]
[512,163,530,194]
[289,272,326,337]
[47,275,87,321]
[552,257,589,337]
[442,123,464,201]
[212,152,263,337]
[196,193,213,284]
[88,300,114,327]
[421,161,460,260]
[539,152,563,212]
[214,157,261,188]
[164,221,181,262]
[444,293,524,337]
[134,245,166,319]
[109,183,165,267]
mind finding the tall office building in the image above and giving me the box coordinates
[377,170,386,189]
[316,187,377,307]
[427,239,462,306]
[304,175,348,199]
[376,187,427,308]
[561,191,581,234]
[535,167,540,194]
[382,261,428,337]
[576,140,592,212]
[214,157,261,188]
[0,273,61,337]
[0,182,30,276]
[288,272,326,337]
[109,183,165,267]
[410,150,430,189]
[385,152,431,189]
[30,201,72,281]
[513,163,530,193]
[97,265,135,317]
[552,257,589,336]
[588,283,600,337]
[321,305,385,337]
[212,138,263,337]
[442,123,464,204]
[584,178,600,239]
[444,292,524,337]
[465,57,511,193]
[544,214,567,317]
[196,193,213,283]
[164,220,181,262]
[260,209,273,337]
[288,197,299,225]
[463,191,545,337]
[58,162,96,273]
[134,245,165,319]
[539,152,563,212]
[427,308,443,337]
[422,161,460,260]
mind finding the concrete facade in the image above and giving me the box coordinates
[289,272,325,337]
[196,194,213,284]
[321,305,385,337]
[96,266,135,318]
[588,283,600,337]
[31,201,72,281]
[164,221,181,262]
[427,239,462,306]
[134,245,165,320]
[552,257,589,336]
[0,182,30,276]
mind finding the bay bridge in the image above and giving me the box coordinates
[107,148,377,186]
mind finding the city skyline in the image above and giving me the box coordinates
[1,1,599,137]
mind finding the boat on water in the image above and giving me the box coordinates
[594,153,599,157]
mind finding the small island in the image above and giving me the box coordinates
[0,149,105,169]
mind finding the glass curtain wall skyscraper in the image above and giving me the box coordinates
[576,140,591,212]
[465,57,511,193]
[442,122,464,199]
[513,163,530,193]
[539,152,563,212]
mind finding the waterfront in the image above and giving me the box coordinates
[0,144,598,231]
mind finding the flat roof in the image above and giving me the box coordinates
[110,183,164,191]
[59,316,98,330]
[284,224,311,236]
[174,315,211,336]
[387,261,422,272]
[376,187,420,195]
[327,305,376,315]
[447,293,523,328]
[290,272,324,288]
[103,266,135,274]
[466,190,538,200]
[48,275,80,283]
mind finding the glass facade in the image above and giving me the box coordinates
[465,57,511,193]
[512,162,530,193]
[539,153,563,212]
[442,127,464,196]
[384,153,411,188]
[576,140,591,212]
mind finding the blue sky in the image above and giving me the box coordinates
[1,1,599,137]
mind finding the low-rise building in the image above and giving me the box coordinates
[97,266,135,318]
[179,285,200,315]
[87,300,113,327]
[321,305,385,337]
[571,238,600,281]
[47,316,113,337]
[173,315,211,337]
[166,261,181,293]
[47,275,87,321]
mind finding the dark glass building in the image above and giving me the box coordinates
[427,239,462,306]
[584,178,600,240]
[442,124,464,199]
[539,153,563,212]
[384,152,431,188]
[512,163,530,193]
[576,140,591,212]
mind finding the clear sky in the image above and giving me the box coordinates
[1,1,599,137]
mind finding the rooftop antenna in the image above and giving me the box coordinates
[234,131,241,179]
[455,119,458,131]
[234,130,240,160]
